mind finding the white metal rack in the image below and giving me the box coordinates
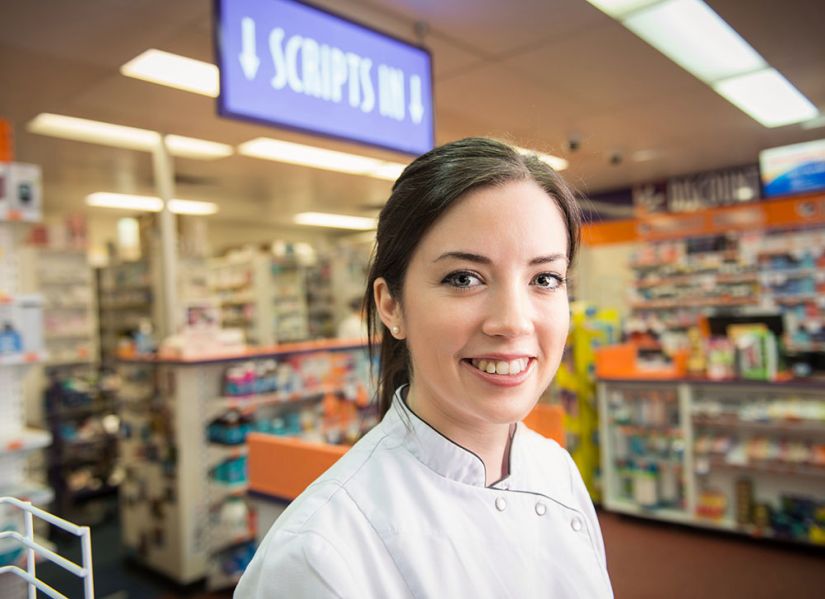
[0,496,93,599]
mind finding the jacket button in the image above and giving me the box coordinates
[495,497,507,512]
[535,502,547,516]
[571,516,583,532]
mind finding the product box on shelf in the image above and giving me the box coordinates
[0,162,42,221]
[0,295,44,357]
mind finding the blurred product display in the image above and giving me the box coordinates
[600,381,825,546]
[116,341,375,588]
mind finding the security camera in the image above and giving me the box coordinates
[609,152,623,166]
[566,137,581,152]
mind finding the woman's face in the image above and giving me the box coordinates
[380,179,571,430]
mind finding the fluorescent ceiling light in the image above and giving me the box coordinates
[585,0,660,19]
[714,68,819,128]
[368,162,406,181]
[238,138,407,181]
[587,0,820,128]
[167,198,220,215]
[120,49,219,97]
[801,116,825,130]
[623,0,766,83]
[86,192,219,215]
[294,212,377,230]
[516,146,569,171]
[29,113,232,159]
[164,134,233,159]
[28,113,160,151]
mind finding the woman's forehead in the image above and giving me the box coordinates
[417,180,568,258]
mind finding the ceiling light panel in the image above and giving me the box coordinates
[164,135,233,159]
[120,49,219,97]
[86,192,218,215]
[293,212,377,230]
[587,0,820,128]
[238,138,407,180]
[28,114,160,150]
[87,192,163,212]
[714,68,819,128]
[623,0,766,83]
[586,0,661,19]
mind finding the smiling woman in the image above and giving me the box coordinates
[236,138,614,599]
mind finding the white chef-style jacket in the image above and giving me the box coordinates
[235,387,613,598]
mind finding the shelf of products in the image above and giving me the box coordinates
[25,246,98,367]
[116,340,375,588]
[271,259,310,343]
[209,250,274,346]
[44,370,122,522]
[304,257,335,340]
[97,260,154,365]
[627,228,825,357]
[0,162,53,514]
[599,379,825,546]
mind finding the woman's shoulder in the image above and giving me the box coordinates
[268,423,398,535]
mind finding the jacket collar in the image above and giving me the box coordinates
[386,386,518,488]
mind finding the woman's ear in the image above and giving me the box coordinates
[373,277,405,339]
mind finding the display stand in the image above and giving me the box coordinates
[0,496,94,599]
[116,340,372,588]
[598,378,825,546]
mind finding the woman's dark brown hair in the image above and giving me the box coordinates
[364,137,582,418]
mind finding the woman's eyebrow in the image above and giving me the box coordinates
[433,251,567,265]
[434,251,491,264]
[529,254,568,266]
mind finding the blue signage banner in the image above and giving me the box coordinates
[215,0,434,156]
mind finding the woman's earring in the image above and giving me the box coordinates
[391,325,400,336]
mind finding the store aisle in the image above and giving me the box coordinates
[600,511,825,599]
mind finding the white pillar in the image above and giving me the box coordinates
[152,137,178,338]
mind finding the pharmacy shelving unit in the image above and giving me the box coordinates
[208,251,275,346]
[96,260,155,365]
[598,378,825,546]
[0,162,53,515]
[116,340,372,588]
[628,227,825,353]
[271,257,309,343]
[305,257,336,340]
[20,247,97,369]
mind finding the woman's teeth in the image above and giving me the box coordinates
[470,358,529,375]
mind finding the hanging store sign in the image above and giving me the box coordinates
[633,164,761,214]
[215,0,434,155]
[760,138,825,198]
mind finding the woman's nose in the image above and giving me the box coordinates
[481,285,533,338]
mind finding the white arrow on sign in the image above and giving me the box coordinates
[239,17,260,80]
[409,75,424,124]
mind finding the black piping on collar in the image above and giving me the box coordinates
[394,385,516,489]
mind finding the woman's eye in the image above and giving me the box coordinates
[532,273,564,290]
[443,271,482,288]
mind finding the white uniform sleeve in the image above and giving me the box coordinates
[234,529,358,599]
[563,449,609,571]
